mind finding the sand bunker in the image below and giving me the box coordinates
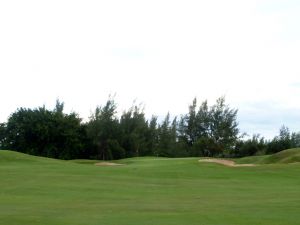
[199,158,255,167]
[95,162,124,166]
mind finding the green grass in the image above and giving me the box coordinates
[1,150,300,225]
[236,148,300,164]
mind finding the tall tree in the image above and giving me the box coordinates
[157,113,171,156]
[208,97,239,155]
[156,113,179,157]
[267,125,293,153]
[179,97,239,156]
[87,98,120,160]
[119,104,148,157]
[144,116,159,156]
[4,102,84,159]
[185,98,198,146]
[0,123,7,149]
[233,134,266,157]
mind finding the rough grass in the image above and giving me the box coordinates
[236,148,300,164]
[1,150,300,225]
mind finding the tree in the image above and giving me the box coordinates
[290,132,300,148]
[179,96,239,156]
[0,123,7,149]
[157,113,172,156]
[233,134,266,157]
[0,96,247,159]
[208,96,239,155]
[87,98,120,160]
[267,125,293,153]
[144,116,159,156]
[119,104,148,157]
[184,98,198,146]
[190,100,211,156]
[107,139,125,159]
[4,102,84,159]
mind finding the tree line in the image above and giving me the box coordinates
[0,97,299,160]
[233,125,300,157]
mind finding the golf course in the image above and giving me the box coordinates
[1,149,300,225]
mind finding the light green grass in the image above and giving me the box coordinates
[1,150,300,225]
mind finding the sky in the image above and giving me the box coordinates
[0,0,300,139]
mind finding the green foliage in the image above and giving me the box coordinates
[119,104,149,157]
[234,126,300,158]
[267,125,294,154]
[209,97,239,153]
[5,96,299,160]
[191,136,215,156]
[3,102,84,159]
[86,98,120,160]
[233,134,267,157]
[184,98,198,145]
[156,113,178,156]
[144,116,159,155]
[179,96,239,156]
[107,139,125,159]
[0,123,6,149]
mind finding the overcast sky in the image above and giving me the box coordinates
[1,0,300,139]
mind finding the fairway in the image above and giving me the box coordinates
[1,150,300,225]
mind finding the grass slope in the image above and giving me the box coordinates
[236,148,300,164]
[1,150,300,225]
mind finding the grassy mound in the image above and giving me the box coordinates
[236,148,300,164]
[266,148,300,163]
[0,150,58,163]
